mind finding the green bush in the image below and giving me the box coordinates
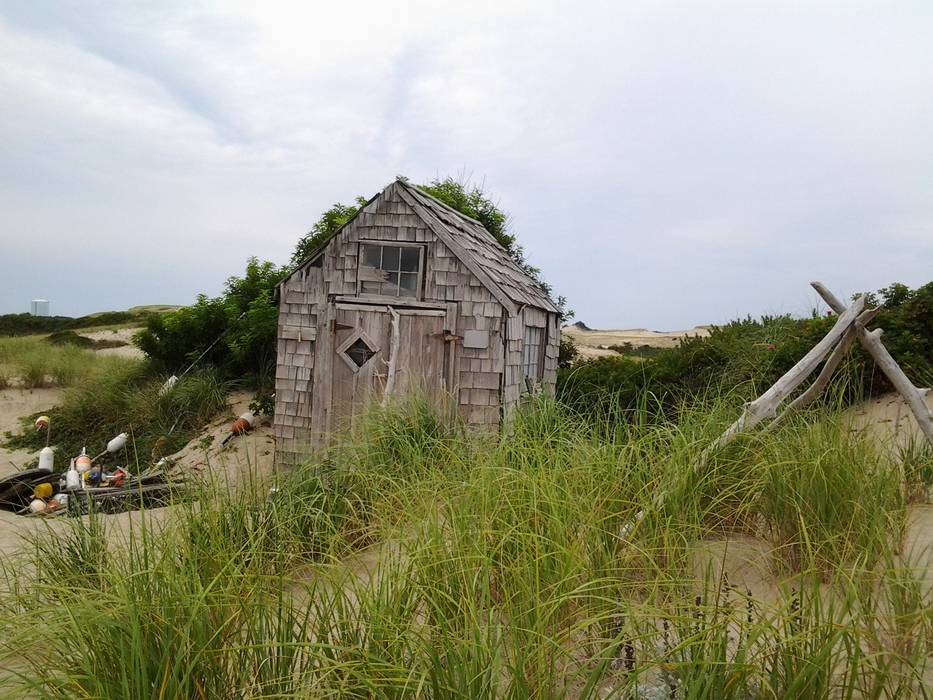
[0,310,148,337]
[135,257,286,384]
[45,330,127,350]
[559,281,933,421]
[5,366,229,471]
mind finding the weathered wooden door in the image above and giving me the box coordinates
[330,303,447,430]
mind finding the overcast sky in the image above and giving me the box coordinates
[1,1,930,329]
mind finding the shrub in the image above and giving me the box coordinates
[135,257,286,383]
[45,330,127,350]
[559,281,933,421]
[0,310,148,337]
[5,366,229,471]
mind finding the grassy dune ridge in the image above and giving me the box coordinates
[0,396,929,698]
[0,335,138,390]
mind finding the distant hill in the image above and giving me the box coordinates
[562,323,712,360]
[127,305,182,314]
[0,305,178,337]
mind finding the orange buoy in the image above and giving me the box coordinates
[76,448,92,473]
[221,412,256,446]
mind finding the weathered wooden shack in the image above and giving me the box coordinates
[274,179,560,465]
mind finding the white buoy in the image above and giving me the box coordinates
[29,499,47,513]
[239,412,257,427]
[159,375,178,396]
[107,432,128,454]
[38,446,54,472]
[66,460,81,490]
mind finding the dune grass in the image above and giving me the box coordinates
[0,396,929,698]
[0,335,136,389]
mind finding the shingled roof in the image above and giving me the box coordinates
[393,180,559,313]
[291,179,559,315]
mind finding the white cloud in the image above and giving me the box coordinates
[0,1,931,326]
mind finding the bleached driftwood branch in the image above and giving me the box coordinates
[620,295,868,540]
[382,306,401,407]
[620,282,931,543]
[766,306,880,431]
[700,294,866,458]
[811,282,933,444]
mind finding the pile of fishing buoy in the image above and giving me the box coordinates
[63,434,131,491]
[24,423,133,515]
[29,483,68,514]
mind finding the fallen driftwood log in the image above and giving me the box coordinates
[699,293,866,461]
[703,281,932,457]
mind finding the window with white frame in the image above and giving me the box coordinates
[522,325,545,383]
[358,243,423,298]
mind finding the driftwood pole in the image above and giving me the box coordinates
[620,283,931,542]
[811,282,933,444]
[767,307,879,431]
[382,306,401,407]
[701,294,866,457]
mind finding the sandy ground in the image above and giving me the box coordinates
[0,387,63,476]
[563,324,711,360]
[847,390,933,451]
[79,327,146,359]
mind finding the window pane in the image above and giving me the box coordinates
[361,244,381,269]
[361,281,382,295]
[382,270,400,295]
[381,246,400,270]
[400,247,420,272]
[399,272,418,296]
[522,326,545,381]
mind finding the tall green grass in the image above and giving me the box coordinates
[0,335,134,389]
[0,397,928,698]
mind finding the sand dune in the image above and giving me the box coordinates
[563,324,711,359]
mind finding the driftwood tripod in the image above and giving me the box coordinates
[622,281,932,538]
[705,281,933,454]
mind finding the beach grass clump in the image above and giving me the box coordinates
[757,418,907,575]
[0,395,928,697]
[0,334,132,389]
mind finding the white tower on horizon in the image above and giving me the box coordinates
[29,299,50,317]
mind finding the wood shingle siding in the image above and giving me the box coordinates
[274,179,560,466]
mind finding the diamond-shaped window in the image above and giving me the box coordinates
[344,337,376,368]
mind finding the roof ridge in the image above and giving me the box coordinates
[396,179,487,228]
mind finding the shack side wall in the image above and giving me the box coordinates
[501,307,560,424]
